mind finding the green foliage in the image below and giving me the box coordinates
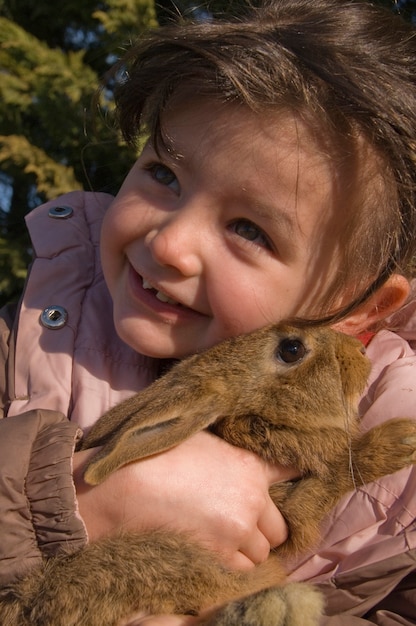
[0,135,82,198]
[0,0,157,305]
[0,234,30,303]
[94,0,158,36]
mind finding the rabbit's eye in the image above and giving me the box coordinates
[277,338,307,363]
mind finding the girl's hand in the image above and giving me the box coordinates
[74,430,296,570]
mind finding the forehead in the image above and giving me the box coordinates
[161,98,337,195]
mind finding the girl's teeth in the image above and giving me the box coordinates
[142,278,178,305]
[155,291,178,305]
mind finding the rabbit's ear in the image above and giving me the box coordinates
[83,406,219,485]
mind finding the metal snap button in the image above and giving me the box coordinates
[40,306,68,329]
[48,205,74,219]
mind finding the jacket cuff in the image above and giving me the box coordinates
[0,409,87,586]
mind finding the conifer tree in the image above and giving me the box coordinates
[0,0,157,304]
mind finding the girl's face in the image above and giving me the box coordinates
[101,100,344,358]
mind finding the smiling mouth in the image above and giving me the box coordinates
[142,279,181,306]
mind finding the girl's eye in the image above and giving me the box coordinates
[148,163,179,192]
[230,219,271,249]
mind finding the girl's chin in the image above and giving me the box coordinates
[113,318,202,360]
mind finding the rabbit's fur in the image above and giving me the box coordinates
[2,323,416,626]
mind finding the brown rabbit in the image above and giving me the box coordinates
[1,323,416,626]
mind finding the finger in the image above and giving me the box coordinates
[238,528,273,566]
[220,497,289,570]
[223,549,258,571]
[257,499,289,549]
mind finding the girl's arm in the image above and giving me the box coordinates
[0,411,291,586]
[0,409,87,587]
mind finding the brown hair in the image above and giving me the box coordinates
[110,0,416,323]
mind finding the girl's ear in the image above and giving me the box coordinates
[333,274,410,336]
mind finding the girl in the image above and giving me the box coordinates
[1,0,415,623]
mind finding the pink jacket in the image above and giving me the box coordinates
[1,191,416,622]
[7,191,160,429]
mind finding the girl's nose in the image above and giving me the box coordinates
[146,209,205,277]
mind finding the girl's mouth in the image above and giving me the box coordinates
[142,279,181,306]
[128,265,207,320]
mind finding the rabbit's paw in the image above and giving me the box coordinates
[354,418,416,484]
[383,419,416,461]
[204,582,323,626]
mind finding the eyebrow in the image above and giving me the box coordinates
[246,192,298,237]
[250,200,302,261]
